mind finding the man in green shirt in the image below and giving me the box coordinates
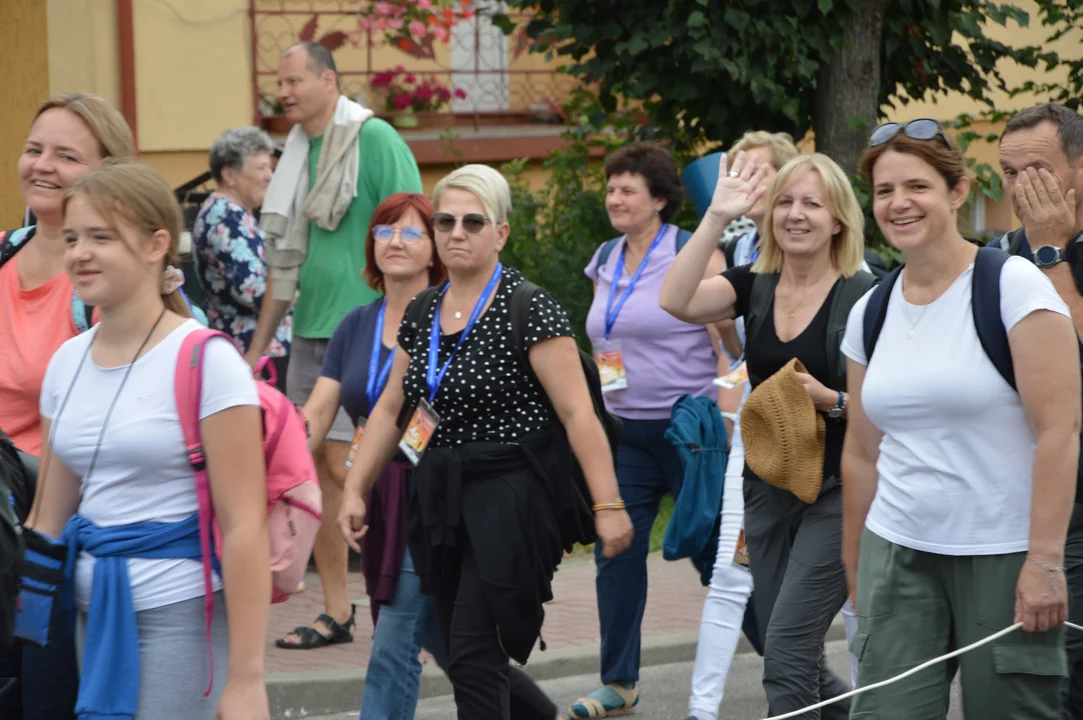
[248,40,422,649]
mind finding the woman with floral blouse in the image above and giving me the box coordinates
[193,127,292,387]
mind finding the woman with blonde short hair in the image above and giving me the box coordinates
[660,151,873,718]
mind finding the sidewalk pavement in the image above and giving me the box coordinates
[266,553,706,717]
[265,553,844,719]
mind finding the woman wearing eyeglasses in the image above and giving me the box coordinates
[337,164,634,720]
[293,193,448,719]
[841,120,1078,717]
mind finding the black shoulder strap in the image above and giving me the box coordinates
[723,237,738,269]
[509,280,541,370]
[826,271,877,389]
[862,265,903,363]
[971,246,1017,390]
[745,272,779,351]
[595,238,621,269]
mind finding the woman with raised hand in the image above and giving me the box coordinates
[27,162,270,720]
[841,120,1078,718]
[338,164,633,720]
[660,150,874,719]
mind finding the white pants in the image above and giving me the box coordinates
[687,424,755,720]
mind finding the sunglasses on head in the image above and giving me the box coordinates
[372,224,426,243]
[431,212,492,234]
[869,118,955,151]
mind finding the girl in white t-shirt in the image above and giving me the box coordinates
[841,121,1079,719]
[26,162,271,720]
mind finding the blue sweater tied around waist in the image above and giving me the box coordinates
[62,512,206,720]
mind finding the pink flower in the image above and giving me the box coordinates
[453,88,467,99]
[433,26,449,41]
[418,0,432,9]
[372,72,393,88]
[392,93,412,110]
[388,18,403,29]
[436,87,451,100]
[375,18,389,30]
[416,85,434,101]
[405,73,417,84]
[395,65,406,72]
[374,1,392,15]
[408,20,427,37]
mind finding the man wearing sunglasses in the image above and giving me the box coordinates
[997,102,1083,718]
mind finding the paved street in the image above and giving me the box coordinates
[304,639,965,720]
[266,553,707,675]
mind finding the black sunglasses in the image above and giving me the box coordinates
[431,212,492,234]
[869,119,955,151]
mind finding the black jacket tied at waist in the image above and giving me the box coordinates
[407,427,589,665]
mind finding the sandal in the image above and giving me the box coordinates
[275,610,355,650]
[568,683,639,718]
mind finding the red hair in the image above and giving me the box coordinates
[363,192,447,292]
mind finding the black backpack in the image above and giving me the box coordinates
[0,430,32,648]
[508,280,617,549]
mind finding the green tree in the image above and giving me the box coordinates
[497,0,1077,175]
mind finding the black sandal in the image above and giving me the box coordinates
[275,610,356,650]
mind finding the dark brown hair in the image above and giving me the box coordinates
[604,142,684,221]
[860,132,967,190]
[1002,103,1083,164]
[363,193,446,292]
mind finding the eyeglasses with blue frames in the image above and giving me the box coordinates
[431,212,492,234]
[372,225,428,243]
[869,118,955,151]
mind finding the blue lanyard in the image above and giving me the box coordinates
[366,300,396,411]
[427,263,502,403]
[604,224,668,339]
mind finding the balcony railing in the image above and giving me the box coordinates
[250,0,576,131]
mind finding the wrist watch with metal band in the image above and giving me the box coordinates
[827,391,846,419]
[1034,245,1066,269]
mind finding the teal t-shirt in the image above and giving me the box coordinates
[293,118,422,339]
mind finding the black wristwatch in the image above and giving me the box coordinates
[827,391,846,419]
[1034,245,1066,269]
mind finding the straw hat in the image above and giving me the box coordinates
[741,358,826,504]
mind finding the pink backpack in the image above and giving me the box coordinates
[174,329,322,612]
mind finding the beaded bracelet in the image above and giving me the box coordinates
[592,501,626,512]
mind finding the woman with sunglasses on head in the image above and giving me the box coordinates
[840,120,1079,718]
[26,162,270,720]
[660,151,875,719]
[294,192,448,719]
[338,164,634,720]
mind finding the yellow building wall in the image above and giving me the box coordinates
[0,0,51,226]
[46,0,121,106]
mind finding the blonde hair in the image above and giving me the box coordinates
[729,130,799,171]
[432,164,512,224]
[63,162,191,317]
[752,153,866,278]
[34,93,135,162]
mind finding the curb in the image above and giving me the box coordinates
[267,616,847,719]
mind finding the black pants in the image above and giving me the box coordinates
[743,478,850,720]
[1063,502,1083,719]
[0,598,79,720]
[433,540,557,720]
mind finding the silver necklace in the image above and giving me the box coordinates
[901,242,966,340]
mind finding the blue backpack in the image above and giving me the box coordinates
[595,227,694,268]
[862,245,1083,498]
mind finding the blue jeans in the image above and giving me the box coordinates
[360,548,448,720]
[595,417,684,684]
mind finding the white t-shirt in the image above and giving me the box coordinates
[40,320,259,612]
[840,257,1070,555]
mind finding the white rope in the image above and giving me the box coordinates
[762,621,1083,720]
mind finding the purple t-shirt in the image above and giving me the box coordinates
[584,225,717,420]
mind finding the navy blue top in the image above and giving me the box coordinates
[321,301,394,427]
